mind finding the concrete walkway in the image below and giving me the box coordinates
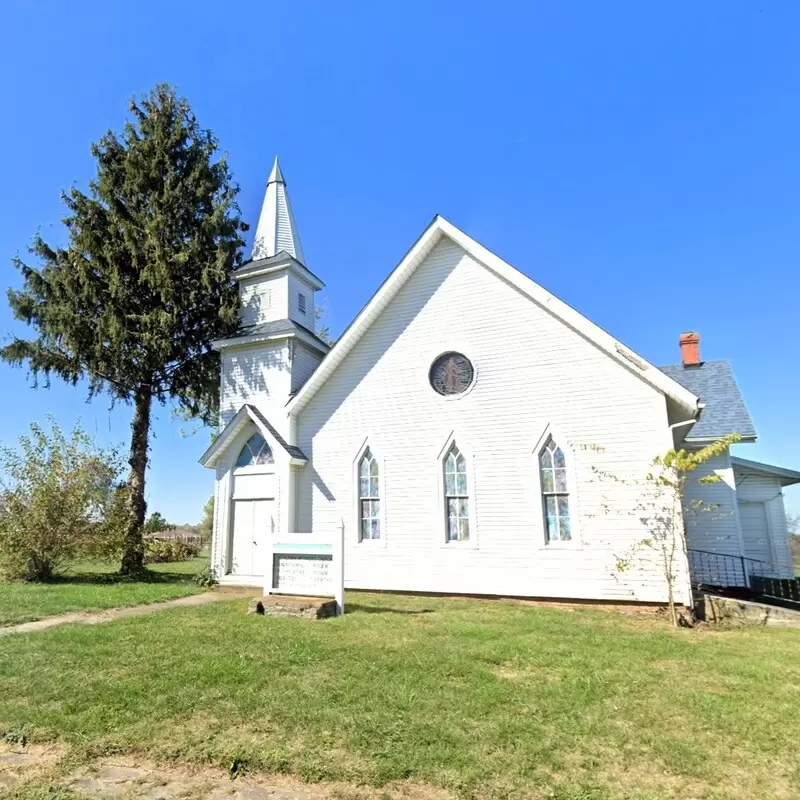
[0,590,251,637]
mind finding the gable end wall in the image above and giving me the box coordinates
[294,239,685,604]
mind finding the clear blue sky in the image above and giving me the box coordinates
[1,1,798,523]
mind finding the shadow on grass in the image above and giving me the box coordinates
[347,603,435,615]
[41,569,195,586]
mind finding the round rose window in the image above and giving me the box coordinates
[429,352,474,396]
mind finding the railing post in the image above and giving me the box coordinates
[333,520,345,616]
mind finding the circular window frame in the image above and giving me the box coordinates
[427,350,478,401]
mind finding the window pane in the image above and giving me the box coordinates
[541,469,554,492]
[371,500,380,518]
[361,519,370,539]
[448,517,458,541]
[459,498,470,518]
[545,495,557,530]
[370,459,380,478]
[445,454,456,473]
[459,517,470,540]
[559,514,572,541]
[359,477,369,498]
[359,458,370,478]
[369,477,379,497]
[557,495,570,518]
[445,472,456,495]
[539,448,553,470]
[555,468,568,492]
[545,514,559,542]
[447,498,459,518]
[371,519,381,539]
[456,452,466,472]
[553,447,566,469]
[237,433,271,467]
[456,473,467,494]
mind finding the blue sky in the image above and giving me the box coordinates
[1,1,798,523]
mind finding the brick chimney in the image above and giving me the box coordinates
[679,332,701,366]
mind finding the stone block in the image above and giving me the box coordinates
[247,595,338,619]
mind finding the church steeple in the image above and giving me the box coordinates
[251,157,306,264]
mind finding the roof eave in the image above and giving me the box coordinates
[212,326,329,354]
[731,456,800,485]
[233,254,325,290]
[288,215,700,418]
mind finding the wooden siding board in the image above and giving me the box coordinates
[683,452,742,558]
[239,274,288,327]
[291,342,324,394]
[735,469,795,578]
[295,239,687,604]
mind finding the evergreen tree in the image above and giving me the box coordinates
[2,84,245,573]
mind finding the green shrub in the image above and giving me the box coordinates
[144,538,200,564]
[0,418,124,581]
[195,565,218,587]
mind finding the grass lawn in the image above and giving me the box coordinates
[1,594,800,799]
[0,554,209,626]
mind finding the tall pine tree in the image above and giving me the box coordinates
[2,84,244,573]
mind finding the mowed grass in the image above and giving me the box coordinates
[1,595,800,799]
[0,554,209,626]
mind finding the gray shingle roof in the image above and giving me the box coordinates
[245,404,307,460]
[658,360,757,441]
[225,318,329,352]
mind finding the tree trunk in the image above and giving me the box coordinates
[120,387,152,575]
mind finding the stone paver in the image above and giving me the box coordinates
[0,590,251,637]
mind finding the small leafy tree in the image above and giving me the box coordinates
[143,511,174,534]
[595,433,741,627]
[1,84,245,574]
[0,419,124,581]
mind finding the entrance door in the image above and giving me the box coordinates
[738,501,773,567]
[230,499,273,576]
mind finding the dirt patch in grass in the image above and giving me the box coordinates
[0,747,458,800]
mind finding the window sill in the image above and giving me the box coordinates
[538,542,583,552]
[357,538,387,548]
[440,540,479,550]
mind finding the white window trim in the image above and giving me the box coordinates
[436,431,478,549]
[532,423,582,549]
[352,436,387,547]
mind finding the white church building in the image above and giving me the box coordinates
[201,159,799,606]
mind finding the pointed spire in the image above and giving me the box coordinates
[251,156,306,264]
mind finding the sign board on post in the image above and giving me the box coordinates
[266,523,345,615]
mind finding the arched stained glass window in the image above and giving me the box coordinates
[358,448,381,540]
[236,433,274,468]
[539,436,571,542]
[444,443,470,541]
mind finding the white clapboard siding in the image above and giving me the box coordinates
[295,238,688,604]
[734,469,795,578]
[291,342,324,394]
[239,274,288,327]
[287,272,316,327]
[220,342,292,428]
[683,451,743,559]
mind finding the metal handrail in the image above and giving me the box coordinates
[687,547,768,566]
